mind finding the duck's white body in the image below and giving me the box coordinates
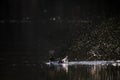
[47,56,69,65]
[46,61,68,65]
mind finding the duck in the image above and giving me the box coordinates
[49,56,68,64]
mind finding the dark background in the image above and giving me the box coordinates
[0,0,120,59]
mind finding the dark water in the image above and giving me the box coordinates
[0,57,120,80]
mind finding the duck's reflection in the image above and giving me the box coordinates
[48,64,68,73]
[61,64,68,72]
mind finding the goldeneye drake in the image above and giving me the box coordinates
[49,56,68,64]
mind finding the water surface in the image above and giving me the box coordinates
[0,58,120,80]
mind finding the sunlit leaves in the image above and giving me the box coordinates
[67,16,120,60]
